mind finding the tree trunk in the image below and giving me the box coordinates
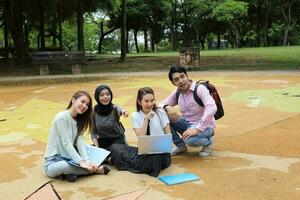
[200,39,205,50]
[97,25,117,54]
[262,0,269,46]
[52,13,57,47]
[144,28,148,52]
[281,2,292,46]
[58,0,63,50]
[182,5,188,47]
[120,0,127,62]
[3,0,30,61]
[150,29,155,52]
[133,29,139,53]
[217,32,221,49]
[77,0,84,51]
[97,22,104,54]
[38,1,45,50]
[256,0,262,47]
[98,35,104,54]
[230,21,240,48]
[283,24,289,46]
[126,29,129,53]
[171,0,177,51]
[4,18,9,58]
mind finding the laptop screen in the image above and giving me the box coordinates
[138,134,172,155]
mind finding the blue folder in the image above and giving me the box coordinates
[158,173,200,185]
[68,145,110,168]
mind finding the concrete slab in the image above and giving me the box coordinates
[0,71,300,200]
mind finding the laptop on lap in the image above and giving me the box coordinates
[138,134,172,155]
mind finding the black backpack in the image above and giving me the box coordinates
[176,80,224,120]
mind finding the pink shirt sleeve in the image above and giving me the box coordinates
[161,90,178,107]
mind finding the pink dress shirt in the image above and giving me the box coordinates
[161,82,217,132]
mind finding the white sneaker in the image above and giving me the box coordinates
[199,143,213,157]
[172,146,187,156]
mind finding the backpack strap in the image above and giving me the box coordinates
[193,83,204,107]
[175,90,180,104]
[175,83,205,107]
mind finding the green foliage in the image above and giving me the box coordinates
[61,20,77,50]
[212,0,248,22]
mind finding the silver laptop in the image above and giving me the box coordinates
[138,134,172,155]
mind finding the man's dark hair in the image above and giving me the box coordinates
[168,64,187,82]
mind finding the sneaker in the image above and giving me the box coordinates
[171,146,187,156]
[198,143,213,157]
[61,174,77,182]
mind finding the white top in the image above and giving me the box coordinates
[44,110,88,163]
[131,108,169,136]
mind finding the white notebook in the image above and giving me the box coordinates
[68,145,110,167]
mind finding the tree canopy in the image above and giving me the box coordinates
[1,0,300,61]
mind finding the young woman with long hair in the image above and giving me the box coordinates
[108,87,171,177]
[44,90,110,182]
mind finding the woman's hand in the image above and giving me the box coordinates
[79,160,97,173]
[145,111,154,120]
[122,110,129,118]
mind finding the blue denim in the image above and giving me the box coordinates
[44,155,89,178]
[170,116,214,148]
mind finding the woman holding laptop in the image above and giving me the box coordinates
[132,87,171,136]
[108,87,171,177]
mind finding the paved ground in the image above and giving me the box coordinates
[1,71,300,199]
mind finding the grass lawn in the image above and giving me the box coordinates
[0,46,300,77]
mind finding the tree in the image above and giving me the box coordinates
[278,0,296,46]
[2,0,30,61]
[120,0,126,61]
[212,0,248,48]
[171,0,178,50]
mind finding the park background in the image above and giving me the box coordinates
[0,1,300,200]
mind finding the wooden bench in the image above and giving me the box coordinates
[31,51,85,75]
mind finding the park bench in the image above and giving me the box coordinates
[31,51,85,75]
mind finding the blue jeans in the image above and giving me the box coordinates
[170,117,214,148]
[44,155,89,178]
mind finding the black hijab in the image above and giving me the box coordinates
[94,85,114,116]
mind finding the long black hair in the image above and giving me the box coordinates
[136,87,157,111]
[67,90,93,135]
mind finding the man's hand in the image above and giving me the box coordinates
[182,128,199,141]
[164,106,179,123]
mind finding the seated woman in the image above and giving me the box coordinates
[91,84,128,149]
[108,87,171,177]
[44,90,110,182]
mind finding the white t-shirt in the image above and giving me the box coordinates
[131,108,169,136]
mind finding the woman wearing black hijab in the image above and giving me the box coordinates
[91,85,129,149]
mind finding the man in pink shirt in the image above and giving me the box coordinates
[161,65,217,157]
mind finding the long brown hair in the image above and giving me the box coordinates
[136,87,157,111]
[67,90,93,135]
